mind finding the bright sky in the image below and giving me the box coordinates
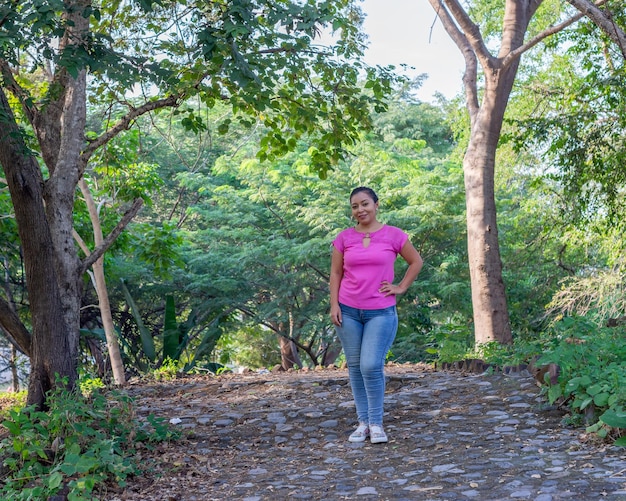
[359,0,465,102]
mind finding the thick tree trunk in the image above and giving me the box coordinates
[0,2,89,407]
[0,89,78,408]
[464,91,512,345]
[425,0,545,345]
[463,61,520,345]
[42,74,87,381]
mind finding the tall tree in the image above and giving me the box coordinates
[0,0,391,408]
[425,0,626,345]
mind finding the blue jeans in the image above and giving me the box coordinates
[336,303,398,425]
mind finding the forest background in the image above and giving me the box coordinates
[1,0,626,461]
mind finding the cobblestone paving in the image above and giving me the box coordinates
[112,365,626,501]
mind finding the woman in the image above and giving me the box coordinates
[330,186,423,444]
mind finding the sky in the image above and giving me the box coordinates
[359,0,465,102]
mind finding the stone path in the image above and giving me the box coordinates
[111,364,626,501]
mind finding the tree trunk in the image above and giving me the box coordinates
[0,88,78,408]
[425,0,545,345]
[464,74,515,345]
[77,178,126,385]
[279,336,302,370]
[0,3,89,408]
[278,313,303,369]
[91,261,126,384]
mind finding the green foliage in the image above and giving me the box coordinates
[126,222,186,280]
[151,357,179,381]
[0,382,178,500]
[118,281,217,373]
[0,391,27,421]
[215,328,282,370]
[545,253,626,326]
[78,377,105,396]
[536,318,626,421]
[425,321,474,364]
[84,0,396,173]
[505,24,626,228]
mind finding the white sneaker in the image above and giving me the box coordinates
[369,424,388,444]
[348,423,369,442]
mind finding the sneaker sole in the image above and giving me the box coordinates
[348,436,368,443]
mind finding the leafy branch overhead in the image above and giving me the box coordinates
[3,0,395,175]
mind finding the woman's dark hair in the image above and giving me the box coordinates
[350,186,378,203]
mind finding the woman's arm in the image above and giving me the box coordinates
[329,247,344,326]
[379,240,423,297]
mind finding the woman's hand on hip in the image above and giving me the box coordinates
[379,280,404,297]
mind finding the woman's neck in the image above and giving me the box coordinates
[356,221,383,233]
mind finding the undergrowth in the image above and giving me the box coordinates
[0,380,179,500]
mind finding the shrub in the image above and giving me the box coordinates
[0,380,179,500]
[535,317,626,445]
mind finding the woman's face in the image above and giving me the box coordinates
[350,191,378,225]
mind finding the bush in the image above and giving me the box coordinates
[0,381,179,500]
[535,317,626,445]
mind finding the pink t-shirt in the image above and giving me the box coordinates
[332,225,408,310]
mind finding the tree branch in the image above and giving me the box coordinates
[0,59,38,125]
[80,197,144,273]
[426,0,481,117]
[566,0,626,58]
[442,0,494,63]
[79,94,183,170]
[504,10,587,67]
[0,296,31,356]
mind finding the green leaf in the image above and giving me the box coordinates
[162,295,181,361]
[48,471,64,489]
[2,420,20,435]
[548,384,563,404]
[585,384,603,396]
[120,279,156,362]
[593,392,610,407]
[600,409,626,429]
